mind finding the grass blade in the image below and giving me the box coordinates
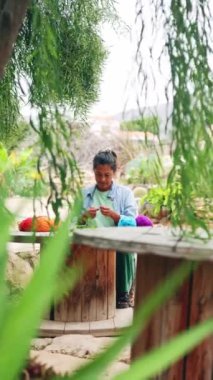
[53,261,196,380]
[0,198,15,326]
[0,197,82,380]
[114,318,213,380]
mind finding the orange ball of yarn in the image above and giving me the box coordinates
[18,216,57,232]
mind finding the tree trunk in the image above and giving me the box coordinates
[0,0,29,78]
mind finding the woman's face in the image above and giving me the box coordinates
[94,164,114,191]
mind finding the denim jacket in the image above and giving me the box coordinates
[82,182,137,219]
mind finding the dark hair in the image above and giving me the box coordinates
[93,150,117,172]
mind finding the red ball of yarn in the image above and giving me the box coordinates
[18,216,57,232]
[18,217,34,231]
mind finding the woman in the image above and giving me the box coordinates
[82,149,137,308]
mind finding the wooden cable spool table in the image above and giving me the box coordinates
[10,227,213,379]
[73,226,213,380]
[54,243,115,322]
[10,232,116,322]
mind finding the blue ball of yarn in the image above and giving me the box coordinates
[118,216,137,227]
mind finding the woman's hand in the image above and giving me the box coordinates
[100,206,120,224]
[86,207,99,219]
[80,207,99,224]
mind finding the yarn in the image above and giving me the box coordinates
[118,216,137,227]
[135,214,153,227]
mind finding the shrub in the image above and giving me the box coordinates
[120,116,160,135]
[140,182,183,219]
[124,154,163,185]
[0,144,48,197]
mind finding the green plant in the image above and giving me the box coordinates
[0,144,48,197]
[141,182,182,219]
[124,154,163,185]
[120,116,160,135]
[0,114,29,151]
[0,0,116,219]
[0,192,83,380]
[0,190,212,379]
[0,0,212,378]
[135,0,213,234]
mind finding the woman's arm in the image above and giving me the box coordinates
[122,187,138,218]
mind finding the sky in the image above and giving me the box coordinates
[93,0,213,119]
[21,1,137,122]
[21,1,171,121]
[89,0,172,118]
[89,1,138,117]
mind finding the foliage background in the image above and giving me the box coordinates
[135,0,213,234]
[0,0,212,379]
[0,0,116,218]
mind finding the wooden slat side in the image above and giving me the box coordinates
[54,244,116,322]
[88,247,98,322]
[131,255,191,380]
[54,244,83,322]
[68,244,85,322]
[85,246,97,322]
[131,255,166,359]
[160,259,191,380]
[81,245,97,322]
[95,249,108,320]
[185,262,213,380]
[54,298,68,322]
[107,250,116,319]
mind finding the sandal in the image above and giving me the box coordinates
[128,283,135,308]
[116,292,129,309]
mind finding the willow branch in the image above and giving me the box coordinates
[0,0,29,79]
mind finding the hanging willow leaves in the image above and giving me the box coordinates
[0,0,116,218]
[0,64,20,147]
[135,0,213,235]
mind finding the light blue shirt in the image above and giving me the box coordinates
[92,189,115,227]
[82,182,137,220]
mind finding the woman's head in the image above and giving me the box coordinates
[93,150,117,191]
[93,150,117,171]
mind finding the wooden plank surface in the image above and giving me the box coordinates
[10,227,213,261]
[74,227,213,261]
[10,231,51,243]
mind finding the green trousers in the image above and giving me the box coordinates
[116,252,136,294]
